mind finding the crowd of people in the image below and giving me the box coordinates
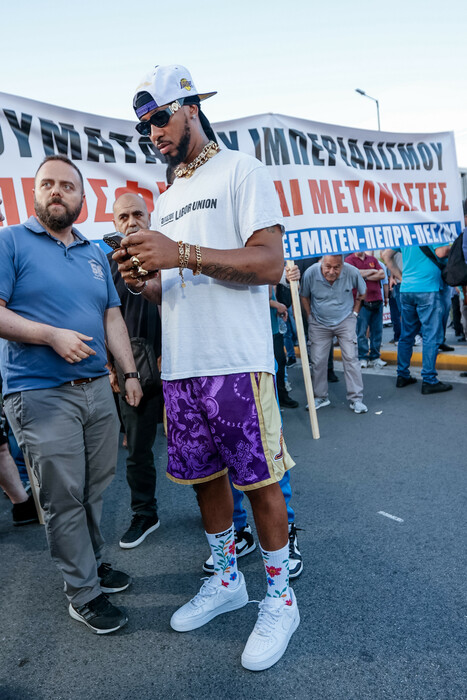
[285,200,467,409]
[1,63,466,675]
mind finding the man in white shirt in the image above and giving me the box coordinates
[115,64,299,672]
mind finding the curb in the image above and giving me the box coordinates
[335,347,467,371]
[294,347,467,371]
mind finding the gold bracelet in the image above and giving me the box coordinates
[178,241,191,288]
[194,244,202,276]
[183,242,191,271]
[178,240,186,287]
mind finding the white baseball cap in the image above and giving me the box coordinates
[133,64,216,119]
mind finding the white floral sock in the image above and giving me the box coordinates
[205,525,239,588]
[261,543,290,601]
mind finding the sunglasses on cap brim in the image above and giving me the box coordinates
[135,99,187,135]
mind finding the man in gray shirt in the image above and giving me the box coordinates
[300,255,368,413]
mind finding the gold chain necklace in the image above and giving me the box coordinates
[174,141,220,179]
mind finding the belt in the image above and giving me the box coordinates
[66,376,102,387]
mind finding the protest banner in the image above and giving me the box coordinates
[2,94,462,439]
[214,113,464,258]
[0,92,168,240]
[0,93,463,259]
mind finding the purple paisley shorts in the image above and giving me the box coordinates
[163,372,294,490]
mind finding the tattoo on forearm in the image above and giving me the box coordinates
[202,263,259,285]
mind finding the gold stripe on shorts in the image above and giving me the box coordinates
[166,467,229,486]
[236,372,294,492]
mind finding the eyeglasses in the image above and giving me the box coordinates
[135,99,185,135]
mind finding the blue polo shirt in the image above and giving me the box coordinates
[0,217,120,395]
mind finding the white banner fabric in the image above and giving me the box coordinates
[0,93,463,258]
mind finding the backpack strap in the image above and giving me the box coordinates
[419,246,446,271]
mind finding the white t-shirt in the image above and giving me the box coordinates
[155,148,283,380]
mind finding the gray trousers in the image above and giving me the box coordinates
[4,376,119,606]
[309,313,364,402]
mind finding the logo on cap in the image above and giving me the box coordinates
[180,78,193,92]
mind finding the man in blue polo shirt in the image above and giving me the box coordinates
[382,243,451,393]
[0,155,143,634]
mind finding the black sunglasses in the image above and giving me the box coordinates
[135,99,186,135]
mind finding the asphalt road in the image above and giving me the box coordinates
[1,361,467,700]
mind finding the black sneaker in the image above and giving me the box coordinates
[235,524,257,557]
[119,513,160,549]
[439,343,454,352]
[278,392,299,409]
[98,563,131,593]
[421,381,453,395]
[202,524,257,573]
[12,494,39,526]
[69,593,128,634]
[396,375,417,388]
[286,357,297,367]
[288,523,303,579]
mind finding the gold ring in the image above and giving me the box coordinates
[137,266,149,277]
[130,271,138,279]
[131,256,140,268]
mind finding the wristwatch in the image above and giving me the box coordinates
[124,372,140,381]
[353,311,358,317]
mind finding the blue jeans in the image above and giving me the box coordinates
[284,306,297,360]
[389,284,401,341]
[7,427,28,484]
[441,283,451,338]
[397,292,444,384]
[357,303,383,360]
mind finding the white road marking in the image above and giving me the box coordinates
[378,511,404,523]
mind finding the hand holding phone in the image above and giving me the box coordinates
[103,232,124,250]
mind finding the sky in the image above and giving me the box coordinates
[2,0,467,165]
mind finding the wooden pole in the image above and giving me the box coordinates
[286,261,320,439]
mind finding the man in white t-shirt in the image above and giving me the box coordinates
[114,64,299,672]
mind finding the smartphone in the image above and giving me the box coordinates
[103,232,124,250]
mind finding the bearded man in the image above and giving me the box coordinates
[0,155,142,634]
[115,64,300,671]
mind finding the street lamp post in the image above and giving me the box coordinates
[355,89,381,130]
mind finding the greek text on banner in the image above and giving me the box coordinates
[0,94,463,257]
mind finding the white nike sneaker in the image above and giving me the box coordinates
[170,572,248,632]
[241,589,300,671]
